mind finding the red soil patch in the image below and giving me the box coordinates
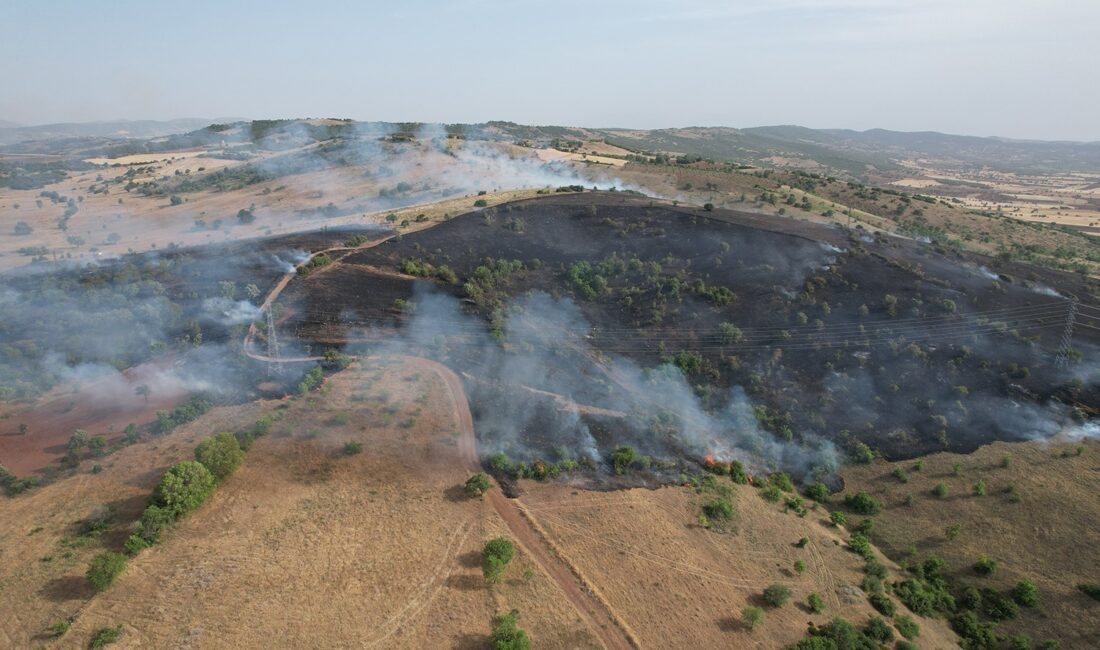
[0,360,188,475]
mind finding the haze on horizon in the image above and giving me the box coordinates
[2,0,1097,142]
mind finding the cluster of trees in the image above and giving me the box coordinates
[481,537,515,585]
[296,253,332,276]
[397,258,458,284]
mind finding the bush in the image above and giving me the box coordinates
[490,609,531,650]
[973,555,997,577]
[794,560,806,575]
[830,511,847,527]
[760,485,782,502]
[474,199,488,207]
[864,617,894,643]
[869,593,896,617]
[843,491,881,515]
[610,446,636,474]
[982,588,1020,621]
[1011,580,1038,607]
[48,620,70,637]
[89,625,123,648]
[952,612,997,649]
[848,533,874,561]
[482,537,515,585]
[703,497,734,521]
[770,472,794,492]
[741,605,763,630]
[807,592,825,613]
[154,461,216,517]
[762,583,791,607]
[464,472,492,497]
[894,615,919,640]
[805,482,830,503]
[194,433,243,481]
[1077,583,1100,601]
[933,482,949,498]
[343,441,363,455]
[86,552,126,592]
[703,203,714,211]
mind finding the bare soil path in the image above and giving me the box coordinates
[243,232,638,650]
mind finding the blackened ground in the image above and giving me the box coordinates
[278,192,1100,461]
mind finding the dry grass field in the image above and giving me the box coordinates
[2,353,967,648]
[842,438,1100,649]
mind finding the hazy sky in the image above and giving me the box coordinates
[2,0,1097,140]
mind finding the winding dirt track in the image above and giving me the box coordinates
[243,237,637,650]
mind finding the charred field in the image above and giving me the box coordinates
[273,191,1100,479]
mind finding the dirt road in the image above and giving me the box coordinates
[418,357,637,650]
[245,240,637,649]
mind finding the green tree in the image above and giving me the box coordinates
[135,384,150,403]
[464,472,492,497]
[807,592,825,613]
[194,433,243,481]
[1012,580,1039,607]
[86,552,126,592]
[154,461,216,517]
[830,511,847,527]
[762,584,791,608]
[610,446,637,474]
[89,625,123,649]
[68,430,90,452]
[742,605,764,630]
[973,555,997,577]
[794,560,807,575]
[482,537,515,585]
[895,615,920,640]
[490,609,531,650]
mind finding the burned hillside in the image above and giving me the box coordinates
[272,192,1099,472]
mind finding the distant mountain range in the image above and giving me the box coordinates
[4,118,1098,178]
[0,118,245,146]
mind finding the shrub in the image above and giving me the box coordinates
[1011,580,1038,607]
[848,533,873,560]
[490,609,531,650]
[892,468,909,483]
[194,432,243,481]
[850,441,875,464]
[864,616,894,643]
[843,491,881,515]
[729,460,749,484]
[482,537,515,585]
[958,585,983,611]
[805,482,830,503]
[610,446,636,474]
[464,472,492,497]
[1077,583,1100,601]
[86,552,126,592]
[48,620,70,636]
[830,511,847,527]
[760,485,782,502]
[952,612,997,648]
[894,615,919,640]
[762,583,791,607]
[153,461,216,517]
[741,605,763,630]
[807,592,825,613]
[973,555,997,577]
[343,441,363,455]
[869,593,896,617]
[982,588,1020,621]
[973,480,986,496]
[703,202,714,211]
[89,625,123,648]
[794,560,806,575]
[796,537,809,548]
[933,482,949,498]
[703,497,734,521]
[770,472,794,492]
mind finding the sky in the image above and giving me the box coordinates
[1,0,1097,141]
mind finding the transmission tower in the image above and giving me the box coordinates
[1054,296,1078,368]
[266,306,283,375]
